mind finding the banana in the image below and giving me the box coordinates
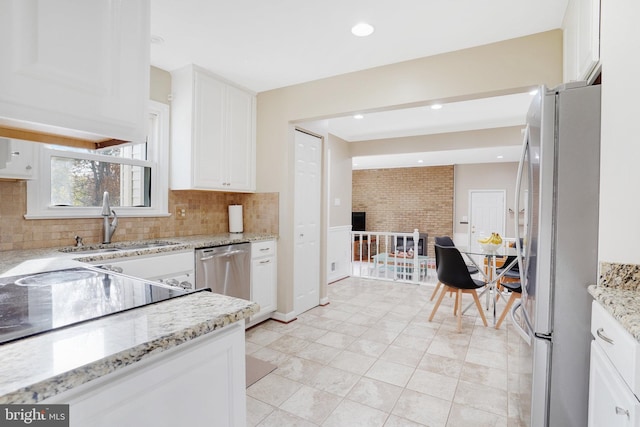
[479,232,503,245]
[478,233,495,244]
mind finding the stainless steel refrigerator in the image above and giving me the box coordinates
[510,82,601,427]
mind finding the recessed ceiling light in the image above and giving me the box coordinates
[351,23,374,37]
[417,159,424,163]
[497,155,504,159]
[430,104,443,110]
[353,114,364,119]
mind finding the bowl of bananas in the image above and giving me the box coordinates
[478,232,503,252]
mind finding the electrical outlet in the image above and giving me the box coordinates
[175,206,187,219]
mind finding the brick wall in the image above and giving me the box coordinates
[352,166,453,256]
[0,180,278,251]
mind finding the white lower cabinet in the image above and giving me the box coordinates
[249,240,277,325]
[589,342,640,426]
[589,301,640,426]
[96,250,195,289]
[44,321,246,427]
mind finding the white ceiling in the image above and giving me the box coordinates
[326,92,534,142]
[150,0,568,168]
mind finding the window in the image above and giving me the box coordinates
[26,101,169,218]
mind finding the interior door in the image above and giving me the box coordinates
[293,129,321,315]
[468,190,506,252]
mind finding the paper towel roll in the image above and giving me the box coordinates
[228,205,243,233]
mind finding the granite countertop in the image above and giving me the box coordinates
[588,285,640,342]
[0,290,259,404]
[589,261,640,343]
[0,233,278,276]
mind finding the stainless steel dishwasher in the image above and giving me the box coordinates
[195,243,251,300]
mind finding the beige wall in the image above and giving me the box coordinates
[256,30,563,316]
[150,66,171,105]
[454,162,519,240]
[327,133,352,228]
[598,0,640,264]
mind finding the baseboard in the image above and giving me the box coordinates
[271,310,297,323]
[319,297,330,306]
[245,311,274,329]
[328,274,349,283]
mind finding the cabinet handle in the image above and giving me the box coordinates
[260,248,270,252]
[260,260,271,264]
[596,327,614,345]
[615,406,630,417]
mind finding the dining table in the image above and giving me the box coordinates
[458,245,520,324]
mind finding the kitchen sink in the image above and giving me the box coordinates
[59,246,121,254]
[59,240,180,254]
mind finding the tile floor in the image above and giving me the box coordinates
[245,275,525,427]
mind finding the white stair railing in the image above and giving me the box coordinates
[350,229,431,284]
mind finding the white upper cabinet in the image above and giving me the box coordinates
[0,138,37,180]
[170,65,256,192]
[0,0,150,142]
[563,0,601,83]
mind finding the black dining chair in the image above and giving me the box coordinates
[491,253,521,329]
[495,255,519,280]
[428,244,488,332]
[430,236,479,301]
[495,281,521,329]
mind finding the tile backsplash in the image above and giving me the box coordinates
[598,261,640,291]
[0,180,278,251]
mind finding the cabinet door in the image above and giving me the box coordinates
[45,323,246,427]
[226,85,256,191]
[0,138,37,179]
[193,70,227,189]
[589,342,640,427]
[251,256,277,316]
[170,65,256,192]
[577,0,601,81]
[0,0,149,142]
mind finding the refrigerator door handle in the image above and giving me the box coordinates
[514,125,530,289]
[510,300,532,345]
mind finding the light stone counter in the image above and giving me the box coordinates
[0,233,278,276]
[588,261,640,343]
[0,290,259,404]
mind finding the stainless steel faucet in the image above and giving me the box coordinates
[101,191,118,244]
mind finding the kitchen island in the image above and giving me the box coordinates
[0,287,258,426]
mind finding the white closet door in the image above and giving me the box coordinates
[293,130,321,315]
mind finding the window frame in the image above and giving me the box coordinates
[25,101,170,219]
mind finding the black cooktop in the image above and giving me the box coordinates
[0,266,196,345]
